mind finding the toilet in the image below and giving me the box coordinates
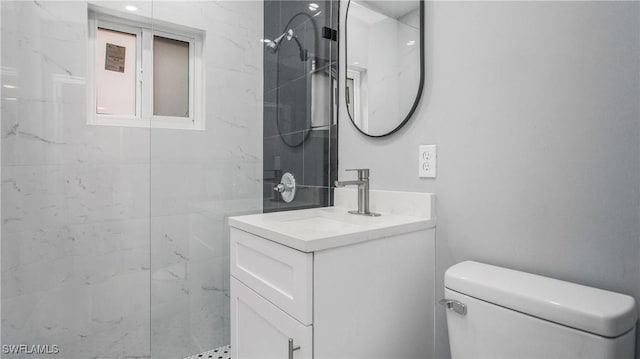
[442,261,637,358]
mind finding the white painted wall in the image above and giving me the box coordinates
[339,2,640,357]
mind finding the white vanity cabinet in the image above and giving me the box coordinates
[230,227,313,359]
[229,190,436,359]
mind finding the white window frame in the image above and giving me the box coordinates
[87,7,205,130]
[346,68,364,131]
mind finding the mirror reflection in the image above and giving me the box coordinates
[345,0,423,137]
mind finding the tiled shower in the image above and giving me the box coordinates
[1,1,264,358]
[262,0,338,212]
[1,0,338,357]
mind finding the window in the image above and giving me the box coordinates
[346,68,365,131]
[88,7,205,130]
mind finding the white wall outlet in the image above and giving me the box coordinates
[419,145,437,178]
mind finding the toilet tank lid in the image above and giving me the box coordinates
[445,261,637,338]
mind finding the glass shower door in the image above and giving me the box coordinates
[1,1,152,358]
[148,1,264,358]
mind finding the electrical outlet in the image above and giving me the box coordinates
[419,145,436,178]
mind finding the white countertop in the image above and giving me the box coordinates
[228,205,435,253]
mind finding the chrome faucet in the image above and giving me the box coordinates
[335,168,380,216]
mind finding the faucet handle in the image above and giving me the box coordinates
[345,168,369,179]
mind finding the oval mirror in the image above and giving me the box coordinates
[345,0,424,137]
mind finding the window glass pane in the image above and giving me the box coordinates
[153,36,190,117]
[96,28,137,115]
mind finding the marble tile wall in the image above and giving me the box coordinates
[148,2,263,357]
[1,1,151,356]
[1,1,263,358]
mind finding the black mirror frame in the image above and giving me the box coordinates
[344,0,425,138]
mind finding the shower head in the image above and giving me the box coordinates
[265,28,308,62]
[266,29,293,53]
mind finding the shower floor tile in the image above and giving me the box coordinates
[184,345,231,359]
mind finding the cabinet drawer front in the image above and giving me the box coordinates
[231,278,312,359]
[230,227,313,325]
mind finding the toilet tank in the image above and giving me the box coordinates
[443,261,637,359]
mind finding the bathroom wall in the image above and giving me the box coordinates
[263,0,338,212]
[1,2,152,357]
[1,1,262,358]
[339,2,640,357]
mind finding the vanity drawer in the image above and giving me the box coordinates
[230,227,313,325]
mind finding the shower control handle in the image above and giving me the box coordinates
[273,183,294,193]
[274,172,296,203]
[288,338,301,359]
